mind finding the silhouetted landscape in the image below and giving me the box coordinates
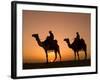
[23,11,91,68]
[23,32,90,70]
[23,59,90,69]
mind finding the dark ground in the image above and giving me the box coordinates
[23,59,90,69]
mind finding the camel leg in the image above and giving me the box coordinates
[74,52,76,61]
[53,51,57,62]
[57,49,61,61]
[85,51,87,60]
[45,50,48,63]
[77,52,80,60]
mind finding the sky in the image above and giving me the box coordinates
[22,10,91,63]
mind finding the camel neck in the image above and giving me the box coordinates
[35,36,42,47]
[67,41,72,48]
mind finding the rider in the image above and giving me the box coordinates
[76,32,80,40]
[49,30,54,40]
[45,31,54,46]
[75,32,80,44]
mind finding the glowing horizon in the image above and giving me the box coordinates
[22,10,91,63]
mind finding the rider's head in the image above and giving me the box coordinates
[49,30,52,34]
[76,32,79,35]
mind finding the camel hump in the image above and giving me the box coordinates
[54,39,58,44]
[80,38,84,42]
[80,38,86,44]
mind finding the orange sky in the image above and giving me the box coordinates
[22,10,91,63]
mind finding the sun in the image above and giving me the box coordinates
[50,60,53,62]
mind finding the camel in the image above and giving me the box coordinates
[64,38,87,60]
[32,34,61,63]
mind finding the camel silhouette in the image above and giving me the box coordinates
[32,34,61,63]
[64,38,87,60]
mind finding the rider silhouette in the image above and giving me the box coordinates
[49,31,54,40]
[45,31,54,46]
[74,32,80,45]
[76,32,80,40]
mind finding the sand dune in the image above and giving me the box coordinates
[23,59,90,69]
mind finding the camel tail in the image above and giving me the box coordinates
[81,38,87,51]
[80,38,87,60]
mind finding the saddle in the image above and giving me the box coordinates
[74,38,85,49]
[44,36,57,48]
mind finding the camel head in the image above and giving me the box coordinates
[32,34,38,38]
[64,38,71,48]
[32,33,42,46]
[64,38,69,43]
